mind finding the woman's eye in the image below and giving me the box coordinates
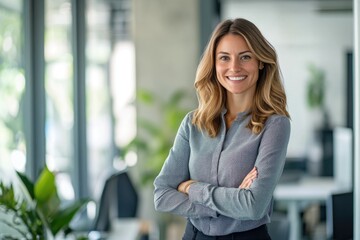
[219,56,230,61]
[240,55,251,61]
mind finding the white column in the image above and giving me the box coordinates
[354,0,360,239]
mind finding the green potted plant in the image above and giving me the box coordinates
[120,88,191,186]
[0,166,89,239]
[306,64,334,176]
[306,64,330,128]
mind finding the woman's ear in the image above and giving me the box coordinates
[259,62,264,70]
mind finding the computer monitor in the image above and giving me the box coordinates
[327,191,353,240]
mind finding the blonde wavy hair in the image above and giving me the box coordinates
[192,18,290,137]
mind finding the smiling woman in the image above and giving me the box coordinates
[154,18,290,240]
[192,18,289,137]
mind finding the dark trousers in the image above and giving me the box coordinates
[182,221,272,240]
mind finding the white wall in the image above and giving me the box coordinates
[132,0,200,220]
[133,0,200,103]
[222,0,353,157]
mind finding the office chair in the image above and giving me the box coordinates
[93,170,139,232]
[326,191,353,240]
[267,213,290,240]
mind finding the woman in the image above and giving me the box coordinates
[153,18,290,240]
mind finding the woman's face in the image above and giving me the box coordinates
[215,34,262,98]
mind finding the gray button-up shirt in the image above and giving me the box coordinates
[154,110,291,236]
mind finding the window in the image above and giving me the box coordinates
[44,0,75,200]
[86,0,136,199]
[0,0,135,203]
[0,1,26,176]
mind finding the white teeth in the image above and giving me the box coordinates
[228,76,245,81]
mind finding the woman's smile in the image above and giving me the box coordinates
[227,75,246,81]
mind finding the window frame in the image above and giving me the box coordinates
[23,0,89,199]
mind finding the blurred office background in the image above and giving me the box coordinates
[0,0,358,239]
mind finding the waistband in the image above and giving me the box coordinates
[184,221,271,240]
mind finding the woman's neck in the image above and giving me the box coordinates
[224,94,252,129]
[225,94,251,118]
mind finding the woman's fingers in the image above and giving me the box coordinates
[240,180,252,189]
[177,180,196,194]
[177,181,188,193]
[240,175,255,189]
[239,167,258,189]
[243,167,257,182]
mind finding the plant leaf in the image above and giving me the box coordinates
[137,89,155,104]
[34,166,61,219]
[165,109,187,131]
[138,119,161,136]
[16,171,35,199]
[34,166,56,204]
[49,199,89,236]
[0,182,16,209]
[167,90,186,106]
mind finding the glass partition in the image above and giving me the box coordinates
[0,0,136,204]
[44,0,74,200]
[0,0,26,177]
[85,0,135,200]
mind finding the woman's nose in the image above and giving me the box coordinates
[230,59,241,72]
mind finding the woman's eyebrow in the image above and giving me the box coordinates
[216,50,251,55]
[238,50,251,55]
[216,51,229,55]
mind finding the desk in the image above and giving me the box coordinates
[84,219,158,240]
[107,219,141,240]
[108,219,158,240]
[274,177,340,240]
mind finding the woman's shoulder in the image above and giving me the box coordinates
[265,114,291,128]
[177,110,201,138]
[267,113,290,121]
[183,110,195,122]
[179,110,197,128]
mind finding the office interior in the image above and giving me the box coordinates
[0,0,359,239]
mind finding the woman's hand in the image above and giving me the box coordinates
[239,167,258,189]
[178,180,196,194]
